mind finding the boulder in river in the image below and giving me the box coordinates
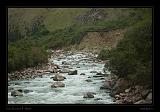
[61,65,69,68]
[85,79,92,82]
[62,61,70,65]
[51,74,66,81]
[11,90,23,97]
[24,89,33,93]
[90,71,98,73]
[93,75,104,78]
[59,69,70,73]
[80,73,85,75]
[68,70,77,75]
[14,82,21,85]
[94,98,103,100]
[100,81,111,90]
[51,82,65,88]
[83,92,95,98]
[96,72,104,75]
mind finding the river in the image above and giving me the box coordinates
[8,52,115,104]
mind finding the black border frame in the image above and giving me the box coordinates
[1,0,158,111]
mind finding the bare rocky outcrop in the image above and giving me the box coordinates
[100,73,152,104]
[76,8,106,23]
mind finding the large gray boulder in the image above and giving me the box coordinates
[68,70,77,75]
[11,90,23,97]
[90,71,98,73]
[23,89,33,93]
[85,79,92,82]
[80,73,86,75]
[59,69,70,73]
[100,81,111,90]
[51,82,65,88]
[62,61,70,65]
[51,74,66,81]
[93,75,103,78]
[96,72,105,75]
[83,92,95,98]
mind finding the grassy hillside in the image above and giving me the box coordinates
[8,8,152,73]
[101,8,152,87]
[8,8,144,42]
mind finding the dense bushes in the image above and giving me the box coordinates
[97,49,110,60]
[102,18,152,86]
[8,39,48,73]
[98,9,152,86]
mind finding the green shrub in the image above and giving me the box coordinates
[98,49,110,60]
[107,18,152,86]
[8,39,48,73]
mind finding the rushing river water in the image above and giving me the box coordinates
[8,52,114,104]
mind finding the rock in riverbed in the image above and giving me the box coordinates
[11,90,23,97]
[83,92,95,98]
[85,79,92,82]
[51,82,65,88]
[100,81,111,90]
[90,71,98,73]
[94,98,103,100]
[23,89,33,93]
[59,69,70,73]
[51,74,66,81]
[62,61,70,65]
[68,70,77,75]
[93,75,104,78]
[96,72,104,75]
[80,73,85,75]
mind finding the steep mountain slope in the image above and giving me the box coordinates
[8,8,142,43]
[8,8,151,72]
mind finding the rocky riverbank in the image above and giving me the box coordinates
[101,74,152,104]
[8,50,98,81]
